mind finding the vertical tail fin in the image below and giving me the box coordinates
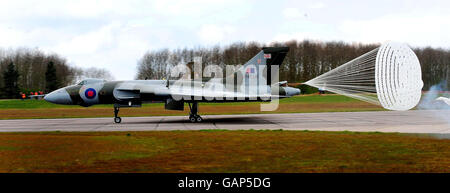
[235,47,289,85]
[223,47,290,96]
[262,47,289,85]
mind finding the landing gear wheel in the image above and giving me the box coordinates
[114,117,122,123]
[188,102,203,123]
[189,115,203,123]
[189,115,196,123]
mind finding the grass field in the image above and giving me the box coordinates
[0,94,383,119]
[0,95,447,173]
[0,130,448,173]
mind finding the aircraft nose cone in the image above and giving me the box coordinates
[44,88,73,105]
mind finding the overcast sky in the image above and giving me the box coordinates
[1,0,449,80]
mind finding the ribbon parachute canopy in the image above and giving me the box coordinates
[305,42,423,111]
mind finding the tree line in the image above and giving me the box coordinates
[2,40,447,99]
[136,40,449,91]
[0,48,113,99]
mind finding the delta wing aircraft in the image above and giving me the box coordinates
[44,47,301,123]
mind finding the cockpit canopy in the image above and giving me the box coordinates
[77,78,106,86]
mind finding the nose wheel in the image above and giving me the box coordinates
[114,117,122,123]
[114,105,121,123]
[188,102,203,123]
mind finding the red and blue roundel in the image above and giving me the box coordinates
[85,88,96,99]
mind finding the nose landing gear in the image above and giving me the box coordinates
[114,104,121,123]
[188,102,203,123]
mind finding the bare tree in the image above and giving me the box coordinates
[135,40,449,90]
[0,47,77,96]
[73,67,115,83]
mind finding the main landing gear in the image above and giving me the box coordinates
[188,102,203,123]
[114,104,121,123]
[113,102,203,123]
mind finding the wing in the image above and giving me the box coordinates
[167,80,285,101]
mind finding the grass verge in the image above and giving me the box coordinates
[0,130,448,173]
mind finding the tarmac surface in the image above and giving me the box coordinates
[0,110,448,133]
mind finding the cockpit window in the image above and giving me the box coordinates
[76,79,105,86]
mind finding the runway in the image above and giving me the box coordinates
[0,110,448,133]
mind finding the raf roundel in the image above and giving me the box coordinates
[85,88,97,99]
